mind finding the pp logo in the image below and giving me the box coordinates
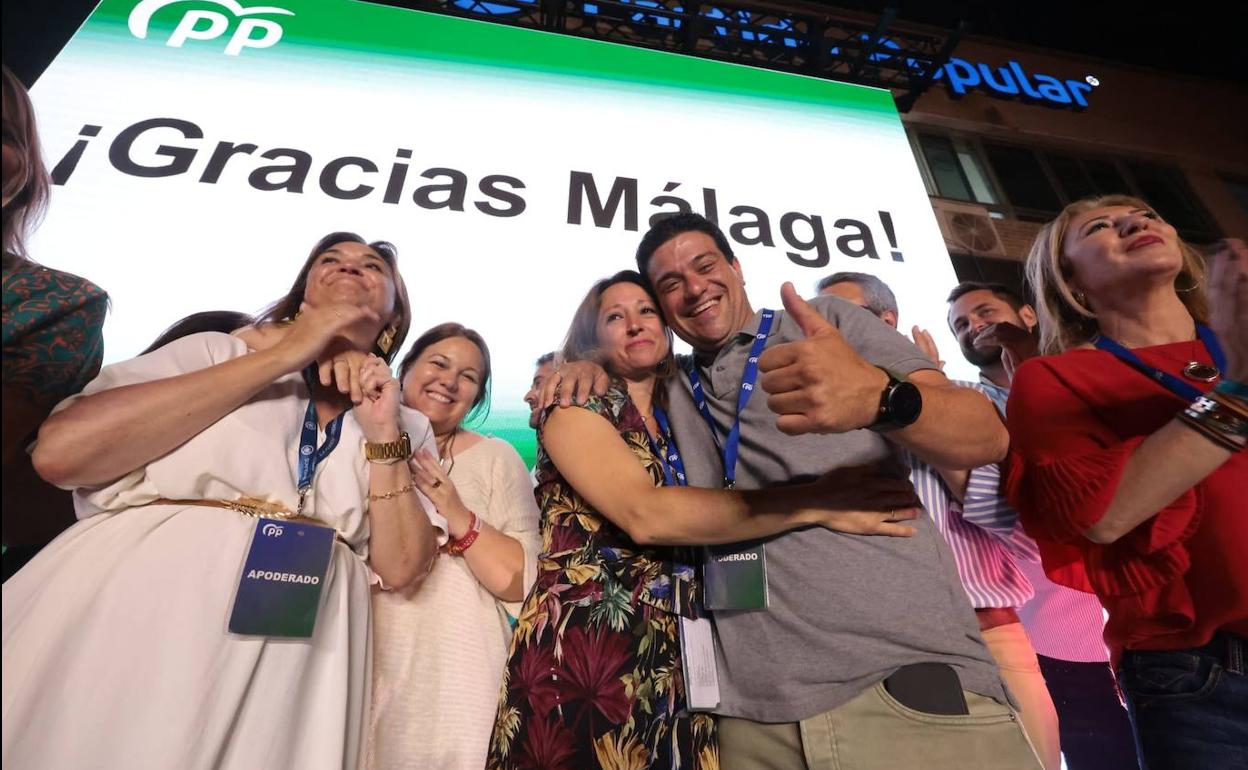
[129,0,295,56]
[261,522,284,537]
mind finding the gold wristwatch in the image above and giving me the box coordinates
[364,432,412,464]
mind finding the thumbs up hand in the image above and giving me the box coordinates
[758,283,890,435]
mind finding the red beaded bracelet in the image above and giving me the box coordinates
[446,511,482,556]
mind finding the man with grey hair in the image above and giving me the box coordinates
[816,271,899,328]
[818,272,945,368]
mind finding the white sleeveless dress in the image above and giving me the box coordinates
[1,332,446,770]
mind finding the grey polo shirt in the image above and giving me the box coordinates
[666,294,1010,722]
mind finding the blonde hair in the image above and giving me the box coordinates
[2,65,50,267]
[1025,194,1208,354]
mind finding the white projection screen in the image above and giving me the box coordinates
[30,0,970,464]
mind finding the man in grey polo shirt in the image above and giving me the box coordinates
[636,213,1040,770]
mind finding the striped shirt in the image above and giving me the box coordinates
[903,391,1033,609]
[980,379,1111,663]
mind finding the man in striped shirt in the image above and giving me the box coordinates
[818,273,1060,770]
[947,281,1138,770]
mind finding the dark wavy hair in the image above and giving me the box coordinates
[141,310,253,354]
[399,322,493,426]
[257,232,410,363]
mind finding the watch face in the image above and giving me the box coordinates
[889,381,923,427]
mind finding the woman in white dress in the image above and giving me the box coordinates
[2,232,445,770]
[366,323,541,770]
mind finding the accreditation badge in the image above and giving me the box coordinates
[679,615,721,712]
[702,543,768,611]
[228,519,335,638]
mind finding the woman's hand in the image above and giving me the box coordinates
[278,302,381,374]
[408,449,473,537]
[1208,238,1248,382]
[318,349,376,404]
[807,464,924,537]
[351,354,400,442]
[973,321,1039,382]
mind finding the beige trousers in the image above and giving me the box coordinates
[719,680,1044,770]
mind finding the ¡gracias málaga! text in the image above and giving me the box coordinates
[53,116,910,268]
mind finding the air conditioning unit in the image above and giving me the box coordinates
[931,199,1007,258]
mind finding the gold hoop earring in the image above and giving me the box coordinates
[1176,275,1201,293]
[377,325,398,355]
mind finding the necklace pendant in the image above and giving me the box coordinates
[1182,361,1219,383]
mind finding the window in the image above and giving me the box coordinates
[1084,159,1131,198]
[906,126,1221,240]
[1127,162,1219,242]
[913,133,998,205]
[1045,153,1130,200]
[917,134,973,201]
[982,143,1061,219]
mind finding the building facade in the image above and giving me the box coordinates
[898,31,1246,287]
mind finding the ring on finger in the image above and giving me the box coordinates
[431,479,442,489]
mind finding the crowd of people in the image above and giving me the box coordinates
[3,62,1245,770]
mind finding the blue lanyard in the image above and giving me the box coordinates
[684,309,775,489]
[297,366,346,514]
[648,405,688,487]
[1092,324,1226,403]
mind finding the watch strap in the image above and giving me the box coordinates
[868,367,920,432]
[365,431,412,464]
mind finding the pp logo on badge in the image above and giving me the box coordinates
[261,522,284,538]
[129,0,295,56]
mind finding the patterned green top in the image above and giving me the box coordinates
[3,258,108,410]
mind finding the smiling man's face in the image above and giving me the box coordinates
[645,230,753,353]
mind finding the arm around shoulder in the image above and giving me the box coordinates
[542,399,917,546]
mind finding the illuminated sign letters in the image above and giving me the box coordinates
[934,57,1097,108]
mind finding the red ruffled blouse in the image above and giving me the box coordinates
[1004,340,1247,662]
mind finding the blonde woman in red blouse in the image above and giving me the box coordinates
[1006,195,1246,770]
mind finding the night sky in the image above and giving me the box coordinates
[3,0,1244,87]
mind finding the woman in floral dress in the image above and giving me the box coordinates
[487,271,923,770]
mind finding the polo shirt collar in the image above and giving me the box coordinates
[693,306,776,368]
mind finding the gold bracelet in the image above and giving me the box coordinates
[368,481,416,502]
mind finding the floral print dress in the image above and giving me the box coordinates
[486,383,718,770]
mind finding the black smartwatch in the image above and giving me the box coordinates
[868,367,922,432]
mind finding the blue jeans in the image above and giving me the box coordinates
[1118,632,1248,770]
[1037,655,1137,770]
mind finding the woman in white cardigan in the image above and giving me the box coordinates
[366,322,541,770]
